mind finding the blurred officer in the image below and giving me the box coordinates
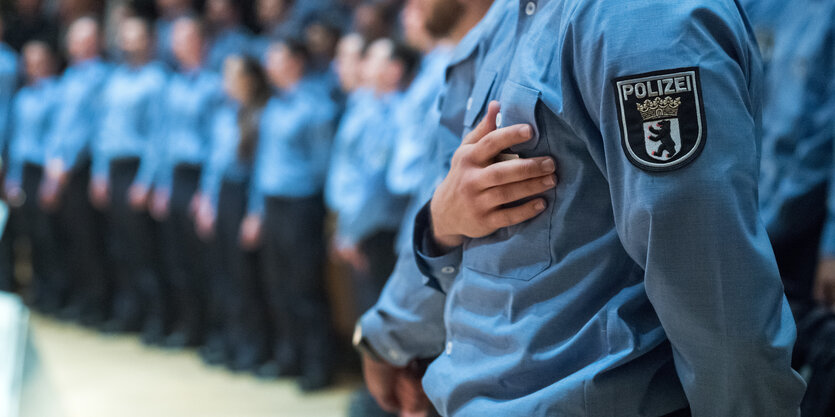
[386,0,454,251]
[240,38,337,391]
[3,0,60,52]
[256,0,300,38]
[3,42,66,312]
[145,16,223,348]
[329,39,419,315]
[403,0,806,414]
[90,17,169,338]
[193,55,271,371]
[204,0,254,72]
[40,17,112,326]
[747,1,835,415]
[0,15,19,292]
[154,0,193,68]
[353,0,496,415]
[738,0,787,71]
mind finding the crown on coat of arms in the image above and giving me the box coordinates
[637,97,681,121]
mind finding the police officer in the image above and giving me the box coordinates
[374,0,805,415]
[91,16,170,338]
[41,17,112,326]
[193,55,271,371]
[3,42,66,313]
[145,16,223,348]
[745,1,835,415]
[328,38,418,315]
[0,15,20,293]
[204,0,254,72]
[354,1,504,414]
[240,38,337,390]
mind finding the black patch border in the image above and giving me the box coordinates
[612,66,707,173]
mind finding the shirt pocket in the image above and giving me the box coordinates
[461,81,553,281]
[463,70,497,128]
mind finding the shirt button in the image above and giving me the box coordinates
[496,112,503,127]
[466,97,473,110]
[446,342,453,355]
[525,1,537,15]
[441,266,456,275]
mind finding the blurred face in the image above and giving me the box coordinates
[223,58,250,104]
[256,0,288,27]
[66,18,100,62]
[172,19,203,68]
[306,23,337,58]
[16,0,41,16]
[354,5,386,41]
[156,0,189,13]
[402,0,433,51]
[265,43,301,89]
[423,0,465,38]
[335,34,364,92]
[23,43,53,82]
[120,19,151,63]
[206,0,236,26]
[362,39,394,92]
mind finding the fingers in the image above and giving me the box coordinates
[485,198,548,230]
[461,101,500,145]
[480,174,556,207]
[478,156,556,188]
[469,124,534,164]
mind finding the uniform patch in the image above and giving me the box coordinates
[613,67,706,172]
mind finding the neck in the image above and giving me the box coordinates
[447,1,491,43]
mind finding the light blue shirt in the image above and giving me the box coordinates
[249,79,337,215]
[0,43,18,154]
[200,102,256,208]
[750,1,835,258]
[327,90,407,245]
[358,0,513,368]
[93,61,168,182]
[145,68,223,191]
[206,26,253,72]
[45,58,110,171]
[7,78,58,183]
[412,0,804,415]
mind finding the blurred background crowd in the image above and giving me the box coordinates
[0,0,458,414]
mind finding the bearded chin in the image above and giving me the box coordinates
[424,0,466,39]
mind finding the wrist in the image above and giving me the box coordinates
[429,199,464,251]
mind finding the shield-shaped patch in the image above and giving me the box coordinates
[613,67,706,172]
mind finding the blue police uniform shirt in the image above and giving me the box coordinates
[206,26,253,72]
[93,61,169,183]
[45,58,110,171]
[329,91,407,246]
[325,89,378,216]
[412,0,805,415]
[146,68,223,191]
[248,79,337,215]
[200,101,256,208]
[0,43,18,153]
[752,1,835,257]
[357,0,516,367]
[739,0,788,68]
[6,78,59,184]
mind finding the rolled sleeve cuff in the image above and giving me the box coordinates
[359,309,414,367]
[412,200,462,294]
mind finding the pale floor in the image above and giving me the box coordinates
[24,314,356,417]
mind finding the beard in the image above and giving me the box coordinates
[424,0,466,39]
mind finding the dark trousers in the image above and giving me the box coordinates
[107,158,166,330]
[58,162,112,323]
[159,164,207,343]
[351,230,398,316]
[208,179,268,365]
[9,164,67,310]
[261,195,332,372]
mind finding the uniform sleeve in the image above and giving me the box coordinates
[246,114,270,217]
[135,80,170,189]
[48,69,107,170]
[813,22,835,257]
[200,106,235,208]
[360,244,446,366]
[5,96,24,185]
[565,2,804,415]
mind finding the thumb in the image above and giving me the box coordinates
[462,101,500,145]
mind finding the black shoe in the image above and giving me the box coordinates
[228,351,268,373]
[254,360,301,379]
[298,366,333,392]
[57,304,84,322]
[162,331,191,349]
[141,320,167,346]
[199,344,227,366]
